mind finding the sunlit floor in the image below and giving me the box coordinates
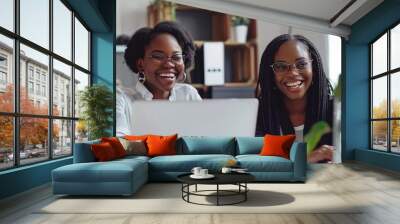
[1,162,400,224]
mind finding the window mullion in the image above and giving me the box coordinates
[71,11,76,155]
[14,0,20,166]
[49,0,54,160]
[387,30,391,152]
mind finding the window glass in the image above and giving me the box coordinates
[0,116,14,170]
[20,0,49,49]
[391,72,400,118]
[372,121,388,151]
[372,77,387,119]
[0,0,14,31]
[20,44,49,115]
[53,0,72,60]
[391,24,400,70]
[391,120,400,153]
[372,33,387,76]
[19,117,49,165]
[0,35,14,113]
[75,120,88,143]
[74,18,89,70]
[53,59,72,116]
[74,69,89,118]
[53,119,72,158]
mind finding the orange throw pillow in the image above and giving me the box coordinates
[91,142,117,161]
[259,134,296,159]
[146,134,177,157]
[101,137,127,158]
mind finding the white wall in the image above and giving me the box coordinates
[117,0,151,36]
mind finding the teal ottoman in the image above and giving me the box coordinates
[52,156,148,196]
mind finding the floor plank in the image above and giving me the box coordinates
[1,162,400,224]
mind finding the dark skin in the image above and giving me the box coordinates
[274,40,333,163]
[136,33,185,99]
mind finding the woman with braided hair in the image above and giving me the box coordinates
[255,34,334,163]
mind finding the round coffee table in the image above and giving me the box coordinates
[177,173,255,206]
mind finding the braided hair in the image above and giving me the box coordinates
[255,34,333,143]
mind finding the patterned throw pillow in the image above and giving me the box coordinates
[118,138,147,156]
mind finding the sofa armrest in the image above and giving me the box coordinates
[73,140,100,163]
[289,141,307,181]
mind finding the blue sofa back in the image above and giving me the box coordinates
[177,136,236,155]
[73,136,301,162]
[235,137,264,155]
[73,140,100,163]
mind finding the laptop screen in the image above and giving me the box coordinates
[129,99,259,137]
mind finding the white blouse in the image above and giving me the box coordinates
[116,82,202,136]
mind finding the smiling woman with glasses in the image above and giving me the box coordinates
[116,21,202,136]
[255,34,334,163]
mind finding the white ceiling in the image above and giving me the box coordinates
[170,0,384,37]
[224,0,352,23]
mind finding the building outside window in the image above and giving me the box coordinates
[0,54,7,89]
[370,23,400,154]
[28,81,34,94]
[0,0,91,170]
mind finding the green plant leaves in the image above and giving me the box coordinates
[231,16,250,26]
[304,121,331,155]
[79,84,113,140]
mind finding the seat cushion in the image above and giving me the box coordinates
[236,155,293,172]
[148,154,235,172]
[52,158,147,183]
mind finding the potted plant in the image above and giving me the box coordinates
[79,84,113,140]
[231,16,250,43]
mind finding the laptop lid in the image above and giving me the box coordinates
[130,98,259,137]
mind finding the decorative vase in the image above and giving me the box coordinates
[233,25,248,43]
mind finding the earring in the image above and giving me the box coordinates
[177,72,187,82]
[138,71,145,83]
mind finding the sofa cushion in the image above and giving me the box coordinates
[179,137,236,155]
[118,138,147,156]
[147,134,177,157]
[148,154,235,172]
[236,155,293,172]
[260,134,296,159]
[91,142,118,161]
[235,137,263,155]
[101,137,127,158]
[52,159,146,183]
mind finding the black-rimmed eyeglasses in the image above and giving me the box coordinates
[270,59,313,74]
[147,52,185,65]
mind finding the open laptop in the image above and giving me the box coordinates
[130,99,259,137]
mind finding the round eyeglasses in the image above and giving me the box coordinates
[147,52,185,65]
[270,59,313,74]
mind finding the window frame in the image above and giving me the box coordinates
[370,20,400,154]
[0,0,92,171]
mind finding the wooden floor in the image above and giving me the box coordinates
[1,162,400,224]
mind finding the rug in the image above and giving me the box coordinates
[38,183,362,214]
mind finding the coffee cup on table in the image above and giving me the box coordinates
[191,167,202,176]
[221,167,232,173]
[199,169,208,176]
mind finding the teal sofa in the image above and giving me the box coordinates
[52,136,306,196]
